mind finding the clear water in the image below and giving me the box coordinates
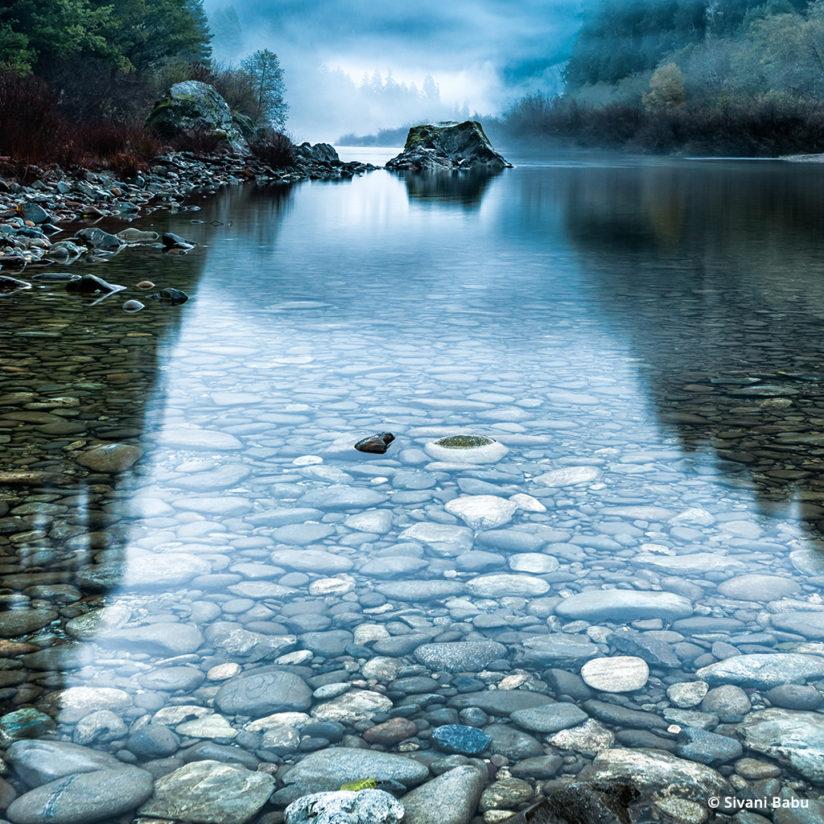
[2,153,824,818]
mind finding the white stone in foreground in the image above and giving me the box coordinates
[445,495,518,530]
[581,656,649,692]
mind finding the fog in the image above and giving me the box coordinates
[204,0,583,142]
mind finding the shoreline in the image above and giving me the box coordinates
[0,146,375,279]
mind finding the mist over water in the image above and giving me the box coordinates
[203,0,583,140]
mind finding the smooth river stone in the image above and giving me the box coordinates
[311,690,393,724]
[399,522,474,555]
[174,464,251,491]
[696,653,824,688]
[635,552,741,574]
[424,438,508,464]
[508,553,559,573]
[740,708,824,784]
[376,580,466,601]
[580,656,650,693]
[533,466,600,486]
[215,669,312,716]
[158,427,243,451]
[270,522,336,545]
[139,760,275,824]
[96,622,204,655]
[77,553,210,590]
[414,641,507,672]
[717,574,800,602]
[770,610,824,640]
[582,749,730,803]
[400,766,486,824]
[7,740,122,787]
[7,767,153,824]
[282,748,429,790]
[297,485,388,510]
[0,609,56,638]
[466,573,549,597]
[511,702,589,733]
[555,590,693,622]
[271,548,353,573]
[77,443,142,473]
[521,635,598,667]
[444,495,519,530]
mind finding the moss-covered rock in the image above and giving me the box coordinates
[147,81,249,155]
[386,121,511,172]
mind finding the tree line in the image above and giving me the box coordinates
[494,0,824,155]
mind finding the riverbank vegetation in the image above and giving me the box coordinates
[0,0,288,173]
[490,0,824,155]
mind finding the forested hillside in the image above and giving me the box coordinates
[0,0,288,171]
[495,0,824,154]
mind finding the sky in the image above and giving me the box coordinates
[204,0,585,142]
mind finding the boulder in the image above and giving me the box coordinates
[386,121,510,172]
[294,142,340,164]
[148,81,250,155]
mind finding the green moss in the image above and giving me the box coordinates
[435,435,494,449]
[340,778,378,791]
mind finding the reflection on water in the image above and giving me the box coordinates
[1,157,824,821]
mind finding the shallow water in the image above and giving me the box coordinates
[2,154,824,821]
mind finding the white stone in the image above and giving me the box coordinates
[581,656,649,693]
[508,553,559,574]
[549,719,615,756]
[534,466,600,487]
[345,510,393,534]
[176,713,237,740]
[424,438,508,464]
[510,493,546,512]
[309,575,356,596]
[311,690,393,724]
[445,495,519,530]
[466,573,549,597]
[207,663,241,681]
[667,681,709,709]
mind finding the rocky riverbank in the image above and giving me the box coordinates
[0,144,374,281]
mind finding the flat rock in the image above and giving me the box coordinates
[580,656,649,693]
[533,466,600,486]
[376,580,466,601]
[718,574,800,602]
[450,690,554,715]
[740,708,824,784]
[521,635,598,667]
[414,641,506,672]
[7,767,153,824]
[215,669,312,716]
[399,523,474,555]
[158,426,242,451]
[445,495,518,530]
[298,485,388,510]
[697,653,824,688]
[466,573,549,597]
[511,702,589,734]
[431,725,492,755]
[770,611,824,640]
[311,689,393,724]
[282,748,429,790]
[401,766,486,824]
[556,590,693,622]
[77,443,141,473]
[0,609,56,638]
[139,760,275,824]
[97,622,203,655]
[272,548,352,573]
[7,740,123,787]
[582,748,730,803]
[78,553,210,591]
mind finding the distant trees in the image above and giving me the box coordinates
[643,63,686,111]
[240,49,288,130]
[498,0,824,154]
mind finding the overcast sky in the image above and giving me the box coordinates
[204,0,584,141]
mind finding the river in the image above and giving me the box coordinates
[1,151,823,822]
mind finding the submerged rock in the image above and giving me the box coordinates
[148,81,250,155]
[139,760,275,824]
[285,790,404,824]
[75,227,125,252]
[355,432,396,454]
[401,767,486,824]
[7,767,153,824]
[386,121,510,172]
[150,287,189,305]
[0,275,31,294]
[64,274,123,295]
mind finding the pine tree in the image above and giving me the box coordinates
[240,49,288,129]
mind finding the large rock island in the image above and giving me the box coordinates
[386,121,511,172]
